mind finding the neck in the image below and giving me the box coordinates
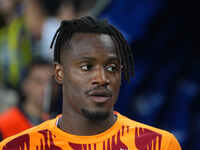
[58,109,117,136]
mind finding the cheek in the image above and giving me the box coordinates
[63,69,88,95]
[63,74,88,112]
[113,82,121,96]
[111,73,121,85]
[109,73,121,95]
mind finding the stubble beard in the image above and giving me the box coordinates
[81,108,111,122]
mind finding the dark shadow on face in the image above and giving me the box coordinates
[81,108,110,121]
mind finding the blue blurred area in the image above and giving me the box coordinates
[99,0,199,150]
[99,0,165,43]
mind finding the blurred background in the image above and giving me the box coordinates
[0,0,199,149]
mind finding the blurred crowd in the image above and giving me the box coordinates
[0,0,199,150]
[0,0,99,139]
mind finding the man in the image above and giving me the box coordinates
[0,16,181,150]
[0,59,52,140]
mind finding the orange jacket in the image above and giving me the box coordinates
[0,112,182,150]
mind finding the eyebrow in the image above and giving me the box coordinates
[75,56,120,62]
[106,57,121,63]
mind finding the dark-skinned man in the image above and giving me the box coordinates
[0,16,181,150]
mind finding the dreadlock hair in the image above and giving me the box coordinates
[50,16,134,82]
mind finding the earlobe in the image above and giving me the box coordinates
[54,63,64,84]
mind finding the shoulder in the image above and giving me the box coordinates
[0,117,57,149]
[117,111,172,135]
[116,112,182,150]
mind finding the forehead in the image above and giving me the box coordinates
[67,33,116,56]
[72,32,114,46]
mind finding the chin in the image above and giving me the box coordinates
[81,108,111,121]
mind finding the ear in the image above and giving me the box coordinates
[54,63,64,84]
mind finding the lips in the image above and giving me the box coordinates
[86,89,112,103]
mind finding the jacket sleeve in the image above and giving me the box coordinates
[167,134,182,150]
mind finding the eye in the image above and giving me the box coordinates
[80,64,92,71]
[105,64,120,72]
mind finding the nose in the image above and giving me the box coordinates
[91,66,110,86]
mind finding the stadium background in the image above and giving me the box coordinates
[0,0,199,150]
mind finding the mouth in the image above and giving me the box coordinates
[89,95,112,103]
[87,90,112,103]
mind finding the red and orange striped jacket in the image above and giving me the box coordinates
[0,112,181,150]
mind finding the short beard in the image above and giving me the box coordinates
[81,109,110,122]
